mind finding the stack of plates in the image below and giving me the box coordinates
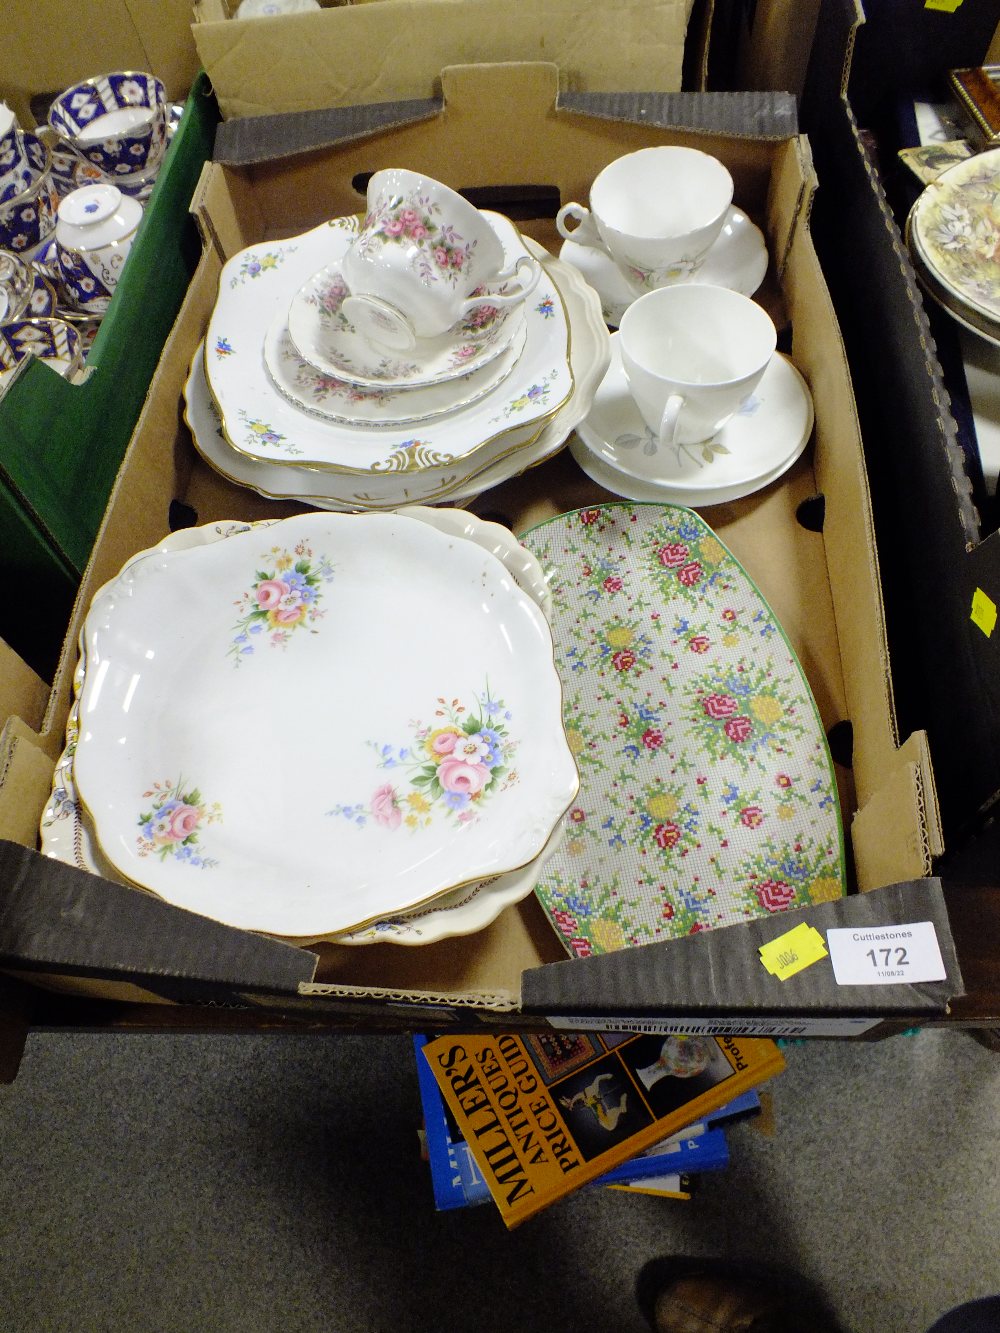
[186,212,610,510]
[41,508,579,945]
[907,146,1000,347]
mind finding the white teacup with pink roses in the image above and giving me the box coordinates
[341,167,541,351]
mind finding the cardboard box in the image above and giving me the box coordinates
[799,2,1000,852]
[0,0,201,127]
[0,65,973,1040]
[191,0,700,120]
[0,75,219,681]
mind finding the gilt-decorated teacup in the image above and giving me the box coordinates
[556,146,734,291]
[48,71,167,182]
[0,251,37,322]
[619,284,776,448]
[0,316,84,387]
[340,168,541,349]
[55,182,143,315]
[0,147,59,256]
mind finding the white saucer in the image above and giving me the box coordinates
[286,258,525,389]
[264,312,526,428]
[560,206,769,328]
[572,334,813,506]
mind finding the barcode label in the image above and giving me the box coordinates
[546,1015,882,1037]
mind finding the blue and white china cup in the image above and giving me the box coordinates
[0,145,59,256]
[48,72,167,183]
[55,182,143,315]
[0,316,84,385]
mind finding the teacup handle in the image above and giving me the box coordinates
[555,202,612,258]
[658,394,685,449]
[457,254,542,320]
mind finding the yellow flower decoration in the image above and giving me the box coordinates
[647,792,678,820]
[698,536,725,565]
[750,695,783,725]
[406,792,431,812]
[568,838,586,857]
[777,804,795,821]
[809,877,843,905]
[591,918,626,951]
[605,624,634,649]
[723,633,739,648]
[565,728,584,755]
[275,554,293,571]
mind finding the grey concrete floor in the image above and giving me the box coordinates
[0,1027,997,1333]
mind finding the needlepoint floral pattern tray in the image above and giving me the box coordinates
[519,503,845,957]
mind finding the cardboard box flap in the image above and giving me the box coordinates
[192,0,691,122]
[0,641,48,734]
[212,77,800,169]
[213,99,442,167]
[0,840,316,994]
[0,718,58,844]
[557,88,798,140]
[521,879,962,1018]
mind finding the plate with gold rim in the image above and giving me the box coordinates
[286,257,526,388]
[42,511,563,945]
[70,510,578,937]
[263,309,527,428]
[205,212,572,479]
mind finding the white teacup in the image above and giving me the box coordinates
[556,146,734,291]
[619,284,777,448]
[340,168,540,350]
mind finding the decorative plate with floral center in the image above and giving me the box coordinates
[71,510,578,936]
[286,258,525,389]
[264,310,527,428]
[186,236,609,511]
[519,502,845,958]
[907,146,1000,344]
[205,212,572,479]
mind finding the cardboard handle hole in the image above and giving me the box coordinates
[350,176,561,222]
[168,499,198,531]
[826,719,854,769]
[796,494,825,533]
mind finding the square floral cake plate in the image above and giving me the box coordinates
[185,237,611,511]
[204,212,573,499]
[518,502,846,957]
[906,146,1000,347]
[41,511,563,945]
[70,510,578,938]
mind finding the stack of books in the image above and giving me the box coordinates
[413,1029,785,1227]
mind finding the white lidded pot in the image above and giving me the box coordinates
[55,183,143,315]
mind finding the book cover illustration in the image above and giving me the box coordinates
[413,1035,733,1211]
[418,1028,784,1227]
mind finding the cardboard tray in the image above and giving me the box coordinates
[0,66,975,1039]
[800,0,1000,851]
